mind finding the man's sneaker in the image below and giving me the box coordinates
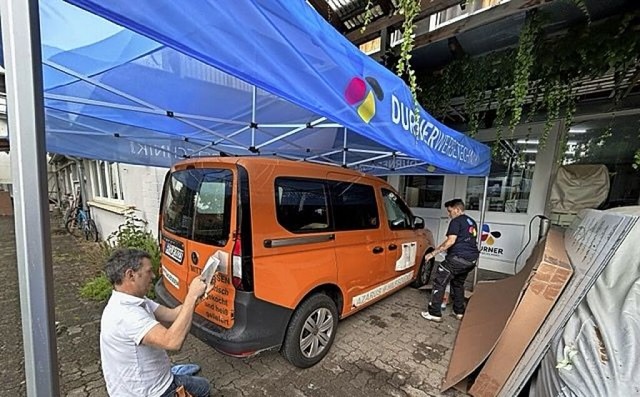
[421,311,442,322]
[454,312,464,320]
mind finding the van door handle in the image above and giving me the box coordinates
[372,246,384,254]
[388,244,397,251]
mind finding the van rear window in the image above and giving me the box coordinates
[162,168,233,246]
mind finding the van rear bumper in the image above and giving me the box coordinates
[155,280,293,357]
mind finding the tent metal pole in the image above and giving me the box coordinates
[342,128,347,166]
[348,153,393,167]
[0,0,60,395]
[255,116,326,149]
[251,86,257,148]
[473,176,490,290]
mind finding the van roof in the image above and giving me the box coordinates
[173,156,380,180]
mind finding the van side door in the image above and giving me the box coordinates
[327,175,387,314]
[380,188,427,283]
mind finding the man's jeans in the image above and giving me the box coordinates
[160,374,210,397]
[427,255,476,317]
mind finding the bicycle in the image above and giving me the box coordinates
[65,206,99,242]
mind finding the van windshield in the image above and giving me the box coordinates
[162,168,233,246]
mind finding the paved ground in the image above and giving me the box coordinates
[1,214,471,397]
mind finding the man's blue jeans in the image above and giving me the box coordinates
[160,374,210,397]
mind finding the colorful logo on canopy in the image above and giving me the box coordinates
[345,76,384,123]
[481,224,502,245]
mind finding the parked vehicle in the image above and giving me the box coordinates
[155,157,435,368]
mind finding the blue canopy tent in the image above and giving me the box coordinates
[1,0,491,394]
[35,0,490,175]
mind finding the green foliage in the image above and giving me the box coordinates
[396,0,421,109]
[418,10,640,154]
[79,273,112,301]
[80,209,161,301]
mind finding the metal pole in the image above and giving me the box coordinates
[473,176,489,290]
[0,0,60,395]
[251,86,257,148]
[342,128,347,166]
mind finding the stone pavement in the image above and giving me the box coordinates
[0,215,469,397]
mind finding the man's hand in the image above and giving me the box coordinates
[186,277,207,302]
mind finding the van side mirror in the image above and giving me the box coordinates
[413,216,425,229]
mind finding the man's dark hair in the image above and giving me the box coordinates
[104,248,151,286]
[444,198,465,211]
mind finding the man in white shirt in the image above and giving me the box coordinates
[100,248,209,396]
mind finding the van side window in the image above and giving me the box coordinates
[382,189,414,230]
[162,168,233,246]
[330,182,379,231]
[275,178,329,233]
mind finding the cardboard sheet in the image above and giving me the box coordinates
[469,228,572,397]
[440,235,545,391]
[501,209,639,396]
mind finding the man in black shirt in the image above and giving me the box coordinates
[421,199,480,322]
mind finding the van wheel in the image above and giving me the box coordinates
[412,256,434,288]
[281,293,338,368]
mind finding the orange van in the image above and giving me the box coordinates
[155,157,435,367]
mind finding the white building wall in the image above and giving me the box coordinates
[87,162,167,241]
[0,152,11,184]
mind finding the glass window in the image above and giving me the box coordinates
[193,170,233,246]
[466,139,536,213]
[382,188,414,230]
[399,175,444,208]
[275,178,329,233]
[90,160,125,202]
[330,181,379,231]
[562,116,640,209]
[162,168,233,246]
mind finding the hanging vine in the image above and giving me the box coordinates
[417,9,640,159]
[395,0,421,107]
[360,1,375,33]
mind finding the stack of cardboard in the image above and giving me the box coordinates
[442,228,572,395]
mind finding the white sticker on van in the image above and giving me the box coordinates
[395,241,417,271]
[351,271,414,308]
[162,266,179,289]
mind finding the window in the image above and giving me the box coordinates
[399,175,444,208]
[162,168,233,246]
[275,178,329,233]
[330,181,378,231]
[465,139,535,213]
[561,116,640,209]
[90,160,125,202]
[382,189,414,230]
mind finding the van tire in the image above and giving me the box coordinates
[281,293,339,368]
[411,256,434,288]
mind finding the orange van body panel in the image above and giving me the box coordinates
[160,156,434,319]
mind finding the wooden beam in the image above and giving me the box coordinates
[347,0,462,43]
[413,0,551,48]
[308,0,346,31]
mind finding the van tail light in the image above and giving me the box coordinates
[231,235,244,290]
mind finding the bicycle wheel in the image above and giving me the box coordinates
[84,219,99,242]
[65,217,82,238]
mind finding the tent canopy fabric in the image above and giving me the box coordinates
[34,0,490,175]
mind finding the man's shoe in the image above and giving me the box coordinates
[421,311,442,322]
[454,313,464,320]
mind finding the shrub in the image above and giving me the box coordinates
[80,209,161,301]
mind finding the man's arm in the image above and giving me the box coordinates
[142,277,206,351]
[425,235,457,260]
[154,304,181,324]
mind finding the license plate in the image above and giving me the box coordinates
[163,237,184,264]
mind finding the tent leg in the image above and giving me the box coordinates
[0,0,60,395]
[473,176,489,290]
[342,128,347,166]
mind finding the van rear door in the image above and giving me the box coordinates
[160,166,237,329]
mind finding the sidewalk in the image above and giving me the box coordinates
[1,215,468,396]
